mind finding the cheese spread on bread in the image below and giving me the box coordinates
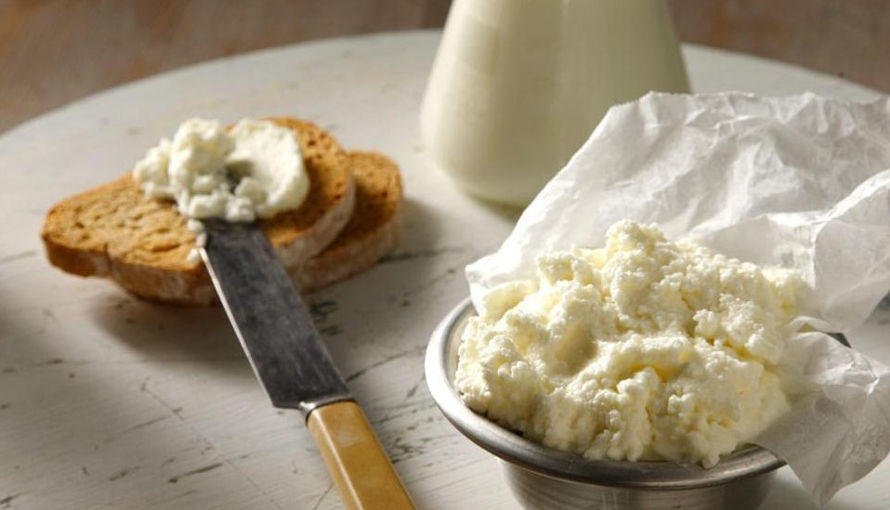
[133,118,309,223]
[456,220,799,467]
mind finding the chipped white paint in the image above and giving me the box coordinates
[0,30,888,509]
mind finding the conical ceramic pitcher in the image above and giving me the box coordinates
[420,0,690,206]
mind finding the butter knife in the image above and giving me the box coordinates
[200,219,414,510]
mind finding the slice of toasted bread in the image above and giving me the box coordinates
[41,117,355,305]
[296,151,402,292]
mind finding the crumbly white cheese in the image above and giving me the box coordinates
[133,118,309,223]
[185,219,207,265]
[456,220,800,467]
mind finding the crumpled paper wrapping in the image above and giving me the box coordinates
[466,92,890,504]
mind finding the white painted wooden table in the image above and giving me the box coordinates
[1,30,887,510]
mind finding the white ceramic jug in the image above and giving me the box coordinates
[420,0,690,206]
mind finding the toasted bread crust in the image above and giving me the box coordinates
[296,151,402,292]
[41,117,354,305]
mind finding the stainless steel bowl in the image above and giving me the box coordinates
[425,298,785,510]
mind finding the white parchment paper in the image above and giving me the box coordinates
[466,92,890,504]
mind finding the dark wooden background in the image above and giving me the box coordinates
[1,0,887,133]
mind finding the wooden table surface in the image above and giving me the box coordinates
[1,30,888,509]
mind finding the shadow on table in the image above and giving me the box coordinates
[381,196,456,268]
[305,195,459,344]
[467,194,523,224]
[87,295,248,370]
[0,277,254,500]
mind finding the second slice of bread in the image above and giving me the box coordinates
[295,151,403,292]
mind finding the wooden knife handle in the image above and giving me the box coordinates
[307,400,415,510]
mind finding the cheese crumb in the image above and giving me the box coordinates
[456,220,799,467]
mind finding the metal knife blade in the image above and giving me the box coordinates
[200,219,351,415]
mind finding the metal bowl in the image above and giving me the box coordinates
[425,298,786,510]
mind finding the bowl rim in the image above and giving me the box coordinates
[424,297,786,490]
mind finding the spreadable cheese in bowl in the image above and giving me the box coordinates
[426,221,799,510]
[426,299,785,510]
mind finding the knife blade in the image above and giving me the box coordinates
[200,219,414,509]
[200,219,350,414]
